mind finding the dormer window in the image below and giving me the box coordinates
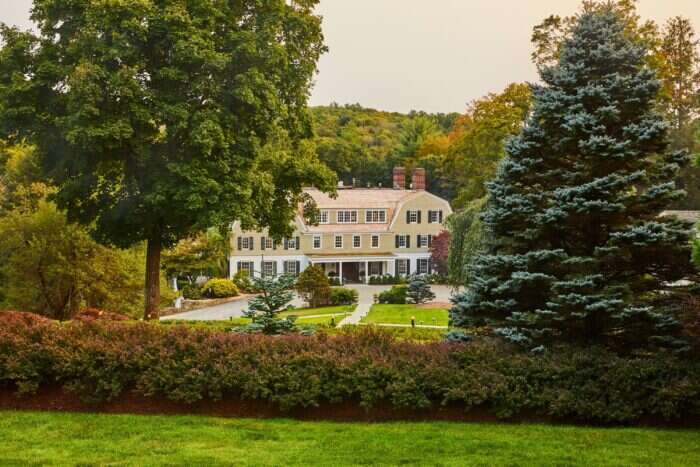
[365,209,387,223]
[337,210,357,224]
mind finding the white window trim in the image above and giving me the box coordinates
[337,210,358,224]
[313,235,321,249]
[334,235,343,249]
[365,209,387,223]
[353,235,361,248]
[397,259,408,275]
[262,261,275,277]
[264,237,273,249]
[371,235,380,248]
[397,235,407,248]
[240,237,250,250]
[428,210,442,224]
[417,258,429,274]
[319,210,329,224]
[408,210,418,224]
[419,235,429,248]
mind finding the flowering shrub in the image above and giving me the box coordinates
[1,311,700,423]
[201,278,239,298]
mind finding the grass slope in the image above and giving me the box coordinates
[1,411,698,466]
[362,304,449,326]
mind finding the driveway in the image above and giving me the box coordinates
[160,284,456,322]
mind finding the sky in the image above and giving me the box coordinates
[3,0,700,114]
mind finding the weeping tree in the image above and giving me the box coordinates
[451,7,696,350]
[0,0,335,319]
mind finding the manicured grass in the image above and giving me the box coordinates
[280,305,354,318]
[0,411,698,466]
[159,306,355,329]
[362,304,449,326]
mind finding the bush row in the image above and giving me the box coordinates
[1,311,699,424]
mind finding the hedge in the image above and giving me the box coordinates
[1,311,700,424]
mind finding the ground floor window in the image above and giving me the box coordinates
[396,259,409,276]
[417,258,429,274]
[262,261,276,277]
[237,261,254,275]
[369,262,382,276]
[283,260,300,276]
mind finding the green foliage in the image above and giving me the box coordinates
[162,229,230,283]
[295,265,332,307]
[242,274,297,334]
[693,223,700,267]
[2,314,700,425]
[377,285,408,304]
[452,9,696,350]
[368,274,405,285]
[0,201,145,320]
[0,1,336,317]
[329,287,358,306]
[201,279,238,299]
[406,276,436,304]
[232,270,253,294]
[447,197,488,286]
[443,84,532,207]
[181,284,203,301]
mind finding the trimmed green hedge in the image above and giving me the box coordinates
[1,312,700,424]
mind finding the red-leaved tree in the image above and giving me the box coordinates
[430,230,451,276]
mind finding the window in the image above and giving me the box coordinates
[261,237,273,249]
[371,235,380,248]
[396,235,408,248]
[319,210,329,224]
[283,260,300,276]
[397,259,409,275]
[239,237,250,250]
[353,235,361,248]
[417,258,429,275]
[365,209,387,223]
[237,261,254,274]
[313,235,321,249]
[407,210,420,224]
[285,237,297,250]
[262,261,276,277]
[334,235,343,248]
[369,262,382,276]
[337,210,357,224]
[418,235,430,248]
[428,210,443,224]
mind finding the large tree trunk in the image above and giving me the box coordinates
[144,235,162,320]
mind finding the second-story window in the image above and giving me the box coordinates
[263,237,273,249]
[365,209,386,223]
[407,210,421,224]
[240,237,250,250]
[337,210,357,223]
[335,235,343,248]
[371,235,380,248]
[313,235,321,249]
[353,235,361,248]
[428,210,443,223]
[396,234,410,248]
[319,210,329,224]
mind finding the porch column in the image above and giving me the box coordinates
[365,260,369,283]
[339,261,343,284]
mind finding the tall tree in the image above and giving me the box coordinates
[451,8,695,350]
[442,83,532,208]
[0,0,335,319]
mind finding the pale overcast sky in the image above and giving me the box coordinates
[3,0,700,113]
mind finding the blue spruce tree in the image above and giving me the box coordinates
[451,8,695,350]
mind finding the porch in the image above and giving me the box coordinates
[308,254,396,284]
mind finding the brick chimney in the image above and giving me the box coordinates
[412,168,426,190]
[393,167,406,189]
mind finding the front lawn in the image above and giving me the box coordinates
[361,304,449,326]
[1,411,698,465]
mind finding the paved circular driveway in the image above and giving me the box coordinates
[160,284,457,322]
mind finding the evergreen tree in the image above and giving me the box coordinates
[242,274,297,335]
[407,276,435,305]
[451,8,695,350]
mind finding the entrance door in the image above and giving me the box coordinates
[342,262,360,283]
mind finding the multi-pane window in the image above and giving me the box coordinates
[371,235,380,248]
[408,210,418,224]
[365,210,386,223]
[263,237,273,249]
[319,210,329,224]
[313,235,321,249]
[262,261,276,277]
[369,262,382,276]
[285,237,297,249]
[334,235,343,248]
[417,258,429,274]
[238,261,254,274]
[428,210,443,224]
[240,237,250,250]
[397,235,408,248]
[283,260,300,276]
[353,235,361,248]
[337,210,357,223]
[397,259,409,275]
[418,235,431,248]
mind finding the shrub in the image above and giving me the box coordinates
[201,278,239,298]
[329,287,358,305]
[181,283,203,300]
[232,270,253,293]
[328,277,342,286]
[377,285,408,304]
[295,265,331,307]
[369,274,403,285]
[1,312,700,424]
[407,276,435,304]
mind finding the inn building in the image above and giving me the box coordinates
[229,168,452,283]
